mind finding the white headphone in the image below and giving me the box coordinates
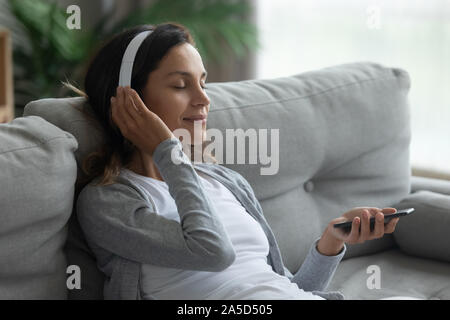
[118,30,153,87]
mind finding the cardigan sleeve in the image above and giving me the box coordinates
[76,138,236,272]
[287,237,346,292]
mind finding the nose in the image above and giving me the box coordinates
[192,85,210,109]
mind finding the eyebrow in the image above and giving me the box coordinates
[166,70,208,79]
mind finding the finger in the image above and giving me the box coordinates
[360,209,371,241]
[384,217,399,233]
[128,88,151,115]
[382,208,398,221]
[115,87,128,123]
[346,217,360,243]
[123,87,139,123]
[112,88,131,134]
[373,212,385,238]
[110,96,116,119]
[110,96,121,125]
[125,87,147,124]
[367,207,381,217]
[117,86,126,111]
[125,87,143,119]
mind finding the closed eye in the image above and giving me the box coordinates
[173,85,208,90]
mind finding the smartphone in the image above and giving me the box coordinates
[333,208,415,233]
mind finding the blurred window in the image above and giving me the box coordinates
[256,0,450,175]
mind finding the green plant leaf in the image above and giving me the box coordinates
[7,0,259,112]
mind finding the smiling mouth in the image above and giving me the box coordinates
[183,119,207,124]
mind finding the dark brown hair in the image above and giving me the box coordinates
[74,22,216,188]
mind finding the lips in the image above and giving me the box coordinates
[183,115,207,120]
[183,115,207,125]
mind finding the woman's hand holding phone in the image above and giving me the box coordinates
[110,86,175,156]
[327,207,400,244]
[317,207,400,256]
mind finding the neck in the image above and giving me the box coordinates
[126,148,163,181]
[125,142,214,181]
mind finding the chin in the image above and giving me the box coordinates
[190,136,206,146]
[185,128,206,144]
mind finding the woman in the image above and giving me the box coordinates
[76,23,399,300]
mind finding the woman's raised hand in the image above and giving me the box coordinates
[110,86,175,156]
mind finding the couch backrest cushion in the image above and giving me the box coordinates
[0,116,78,299]
[23,61,412,298]
[204,62,411,267]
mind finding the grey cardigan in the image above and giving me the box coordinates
[76,138,346,300]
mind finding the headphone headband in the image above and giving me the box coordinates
[118,30,153,87]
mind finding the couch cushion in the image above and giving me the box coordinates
[204,62,411,270]
[24,97,107,300]
[411,176,450,196]
[0,116,78,299]
[328,248,450,300]
[23,61,412,297]
[23,96,106,190]
[393,190,450,263]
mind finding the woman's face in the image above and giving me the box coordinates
[141,43,210,145]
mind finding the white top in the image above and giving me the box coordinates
[121,168,324,300]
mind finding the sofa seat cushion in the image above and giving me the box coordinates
[328,248,450,300]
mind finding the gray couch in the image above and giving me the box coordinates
[1,62,449,299]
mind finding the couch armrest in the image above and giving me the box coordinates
[411,176,450,196]
[392,190,450,263]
